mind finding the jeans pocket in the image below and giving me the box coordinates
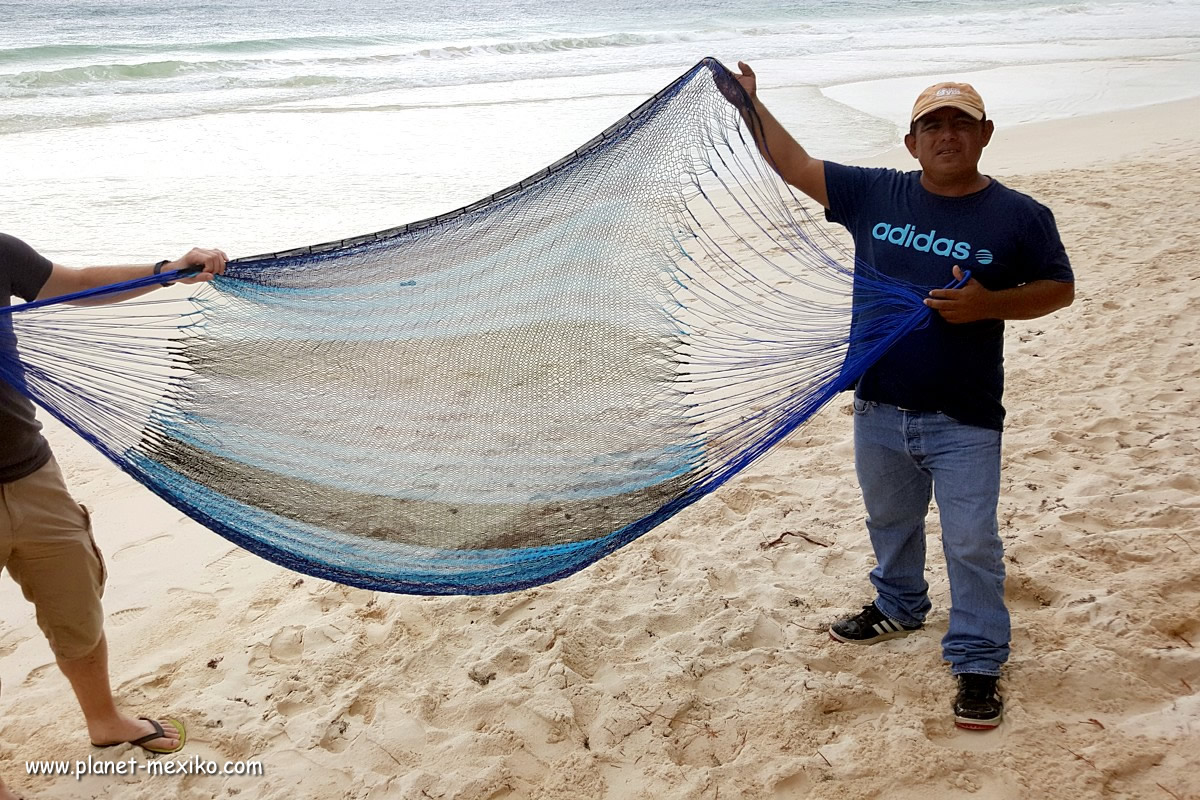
[853,397,871,415]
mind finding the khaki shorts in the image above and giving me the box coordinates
[1,457,106,660]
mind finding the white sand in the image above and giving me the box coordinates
[2,99,1199,800]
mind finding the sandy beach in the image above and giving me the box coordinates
[2,91,1199,800]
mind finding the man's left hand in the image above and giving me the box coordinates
[924,265,994,323]
[166,247,229,284]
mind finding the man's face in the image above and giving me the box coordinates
[904,106,994,181]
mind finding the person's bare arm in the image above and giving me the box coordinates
[925,265,1074,323]
[36,247,228,305]
[722,61,829,208]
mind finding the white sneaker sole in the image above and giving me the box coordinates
[954,714,1002,730]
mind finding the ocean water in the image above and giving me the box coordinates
[2,0,1199,264]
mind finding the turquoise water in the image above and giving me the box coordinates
[2,0,1198,263]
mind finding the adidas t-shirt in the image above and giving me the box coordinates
[824,163,1074,430]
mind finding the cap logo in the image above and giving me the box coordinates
[912,83,983,121]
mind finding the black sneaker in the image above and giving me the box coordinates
[954,674,1003,730]
[829,602,922,644]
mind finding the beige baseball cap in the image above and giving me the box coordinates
[911,82,986,122]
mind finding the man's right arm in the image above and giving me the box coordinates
[722,62,829,209]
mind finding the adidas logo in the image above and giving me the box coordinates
[871,222,972,260]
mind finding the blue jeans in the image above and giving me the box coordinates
[853,397,1009,676]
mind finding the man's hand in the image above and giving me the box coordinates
[731,61,757,99]
[717,61,757,106]
[164,247,229,284]
[924,265,995,323]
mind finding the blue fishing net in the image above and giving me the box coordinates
[1,58,931,594]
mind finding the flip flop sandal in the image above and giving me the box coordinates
[92,717,186,754]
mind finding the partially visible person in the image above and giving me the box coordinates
[1,233,226,800]
[719,64,1074,730]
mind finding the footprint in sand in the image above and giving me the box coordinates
[1005,572,1057,611]
[241,594,279,624]
[771,771,815,797]
[1056,509,1116,534]
[108,606,148,625]
[317,713,352,753]
[923,717,1010,751]
[490,591,541,626]
[1162,473,1200,492]
[111,533,173,561]
[22,662,55,686]
[165,587,219,622]
[204,546,250,576]
[348,696,376,724]
[268,625,305,663]
[274,698,307,717]
[720,485,757,516]
[0,631,29,660]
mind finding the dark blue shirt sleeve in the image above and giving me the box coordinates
[1021,204,1073,284]
[823,162,894,230]
[823,161,866,228]
[1,233,54,302]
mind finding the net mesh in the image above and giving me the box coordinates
[1,58,931,594]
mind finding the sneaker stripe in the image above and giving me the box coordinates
[829,603,922,645]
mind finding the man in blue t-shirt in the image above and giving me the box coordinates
[722,64,1074,730]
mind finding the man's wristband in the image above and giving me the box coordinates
[153,259,175,285]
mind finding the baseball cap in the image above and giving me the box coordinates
[911,82,986,123]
